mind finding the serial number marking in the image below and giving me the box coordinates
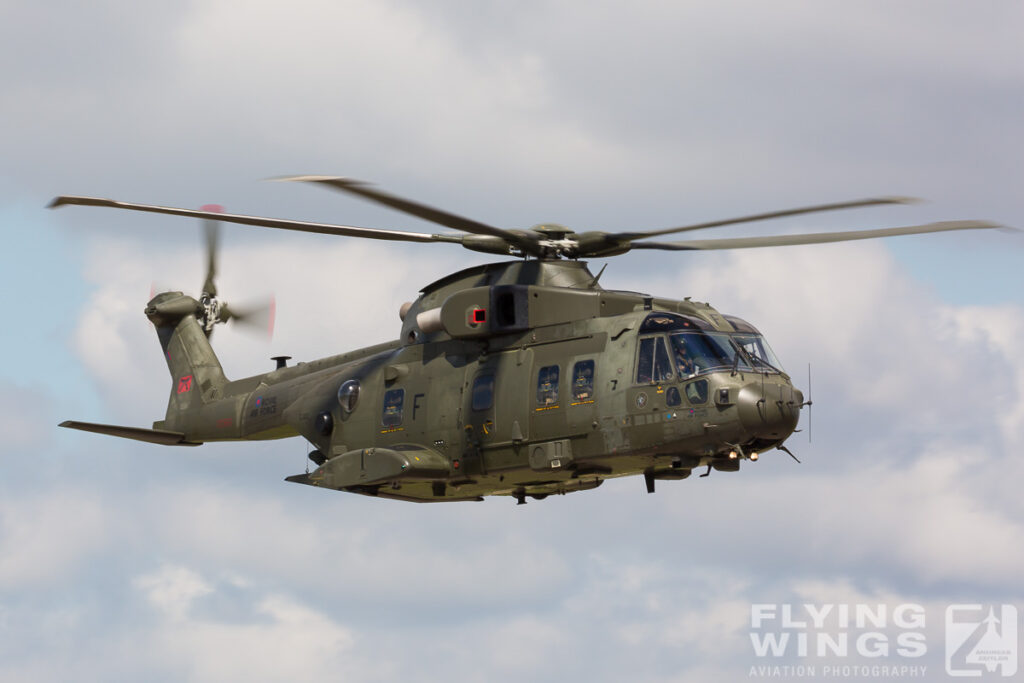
[249,396,278,418]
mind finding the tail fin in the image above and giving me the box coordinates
[147,292,228,430]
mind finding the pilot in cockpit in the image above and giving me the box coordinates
[675,339,696,376]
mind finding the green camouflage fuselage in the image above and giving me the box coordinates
[152,260,803,503]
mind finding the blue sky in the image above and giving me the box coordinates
[2,2,1023,681]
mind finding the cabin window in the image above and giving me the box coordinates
[666,386,682,407]
[382,388,404,426]
[636,336,674,384]
[472,373,495,411]
[337,379,360,414]
[537,365,560,406]
[685,379,708,405]
[572,360,595,401]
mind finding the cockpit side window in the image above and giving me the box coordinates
[636,336,674,384]
[637,337,655,384]
[653,337,673,382]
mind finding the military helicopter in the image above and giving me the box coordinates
[51,178,1000,504]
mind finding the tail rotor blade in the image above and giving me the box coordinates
[200,204,224,297]
[221,296,275,340]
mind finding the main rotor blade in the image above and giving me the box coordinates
[277,176,540,254]
[609,196,920,241]
[49,196,464,245]
[629,220,1003,251]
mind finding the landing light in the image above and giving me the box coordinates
[750,452,759,461]
[728,450,739,460]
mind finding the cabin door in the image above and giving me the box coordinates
[461,348,532,474]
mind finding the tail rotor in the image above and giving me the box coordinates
[149,204,275,340]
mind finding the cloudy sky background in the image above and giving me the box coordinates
[2,1,1023,680]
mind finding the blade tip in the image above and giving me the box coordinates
[47,196,117,210]
[942,219,1004,230]
[879,195,923,205]
[48,196,75,209]
[271,175,361,185]
[271,175,332,182]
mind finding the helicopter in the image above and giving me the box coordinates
[51,178,1001,504]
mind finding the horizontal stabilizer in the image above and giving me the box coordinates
[59,420,202,446]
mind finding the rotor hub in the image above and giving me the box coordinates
[199,294,222,333]
[529,224,580,258]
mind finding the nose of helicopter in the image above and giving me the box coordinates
[737,383,803,440]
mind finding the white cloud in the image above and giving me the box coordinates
[669,449,1024,585]
[20,0,1021,207]
[134,565,213,621]
[145,483,573,608]
[943,304,1024,443]
[0,490,109,588]
[170,0,659,185]
[473,615,567,673]
[0,383,53,449]
[132,565,363,682]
